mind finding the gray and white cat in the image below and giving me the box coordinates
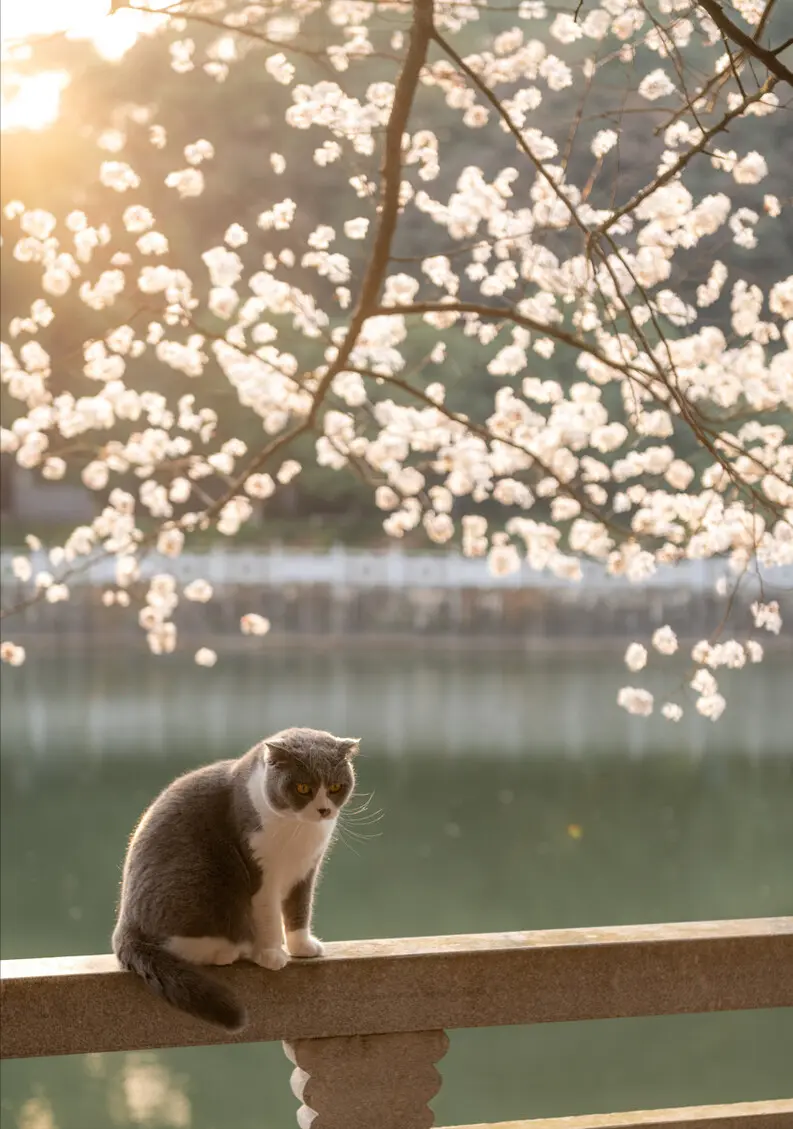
[112,727,359,1031]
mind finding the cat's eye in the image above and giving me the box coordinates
[327,783,342,794]
[295,783,311,795]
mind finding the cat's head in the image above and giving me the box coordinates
[262,727,359,822]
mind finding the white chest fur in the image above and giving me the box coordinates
[246,813,333,896]
[246,767,335,897]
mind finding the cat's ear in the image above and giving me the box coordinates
[337,737,361,758]
[263,739,292,767]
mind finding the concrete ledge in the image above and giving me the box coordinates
[441,1100,793,1129]
[2,919,792,1059]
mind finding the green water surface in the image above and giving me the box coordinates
[1,650,792,1128]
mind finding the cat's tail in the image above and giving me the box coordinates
[113,928,247,1032]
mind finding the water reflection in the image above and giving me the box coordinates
[15,1098,57,1129]
[2,648,792,760]
[1,650,791,1128]
[121,1055,191,1128]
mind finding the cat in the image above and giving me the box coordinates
[112,727,359,1031]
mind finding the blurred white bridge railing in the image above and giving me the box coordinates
[2,545,791,592]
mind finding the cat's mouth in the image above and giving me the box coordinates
[303,809,336,823]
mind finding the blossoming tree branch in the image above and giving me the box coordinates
[1,0,791,723]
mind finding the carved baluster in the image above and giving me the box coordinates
[283,1029,449,1129]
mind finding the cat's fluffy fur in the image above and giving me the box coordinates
[112,728,359,1030]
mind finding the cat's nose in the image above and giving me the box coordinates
[317,807,332,819]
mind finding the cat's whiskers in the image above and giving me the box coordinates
[342,805,385,827]
[337,814,382,842]
[344,809,384,825]
[344,790,377,817]
[342,790,384,828]
[332,825,362,856]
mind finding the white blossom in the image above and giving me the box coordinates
[184,139,214,165]
[98,129,125,152]
[245,474,276,499]
[82,461,109,490]
[651,626,678,655]
[344,217,369,240]
[184,579,213,602]
[277,460,301,484]
[750,600,782,634]
[202,246,243,288]
[12,556,33,582]
[21,210,56,239]
[123,206,154,233]
[266,54,295,85]
[691,668,718,696]
[733,152,768,185]
[217,496,253,535]
[137,232,169,256]
[617,687,654,716]
[157,527,185,558]
[224,223,248,248]
[100,162,140,192]
[591,130,618,158]
[375,486,399,510]
[696,693,726,722]
[1,641,26,666]
[488,542,521,578]
[624,642,648,672]
[241,613,271,636]
[769,277,793,319]
[638,70,675,100]
[165,169,205,198]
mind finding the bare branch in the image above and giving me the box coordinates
[696,0,793,86]
[305,0,434,419]
[372,300,659,389]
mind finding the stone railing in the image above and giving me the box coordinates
[2,920,792,1129]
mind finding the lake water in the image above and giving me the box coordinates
[1,648,792,1129]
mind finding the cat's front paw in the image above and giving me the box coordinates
[287,930,324,959]
[252,946,289,971]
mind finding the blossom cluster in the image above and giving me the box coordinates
[1,0,790,718]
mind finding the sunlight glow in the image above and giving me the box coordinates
[1,70,70,131]
[0,0,171,130]
[2,0,119,50]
